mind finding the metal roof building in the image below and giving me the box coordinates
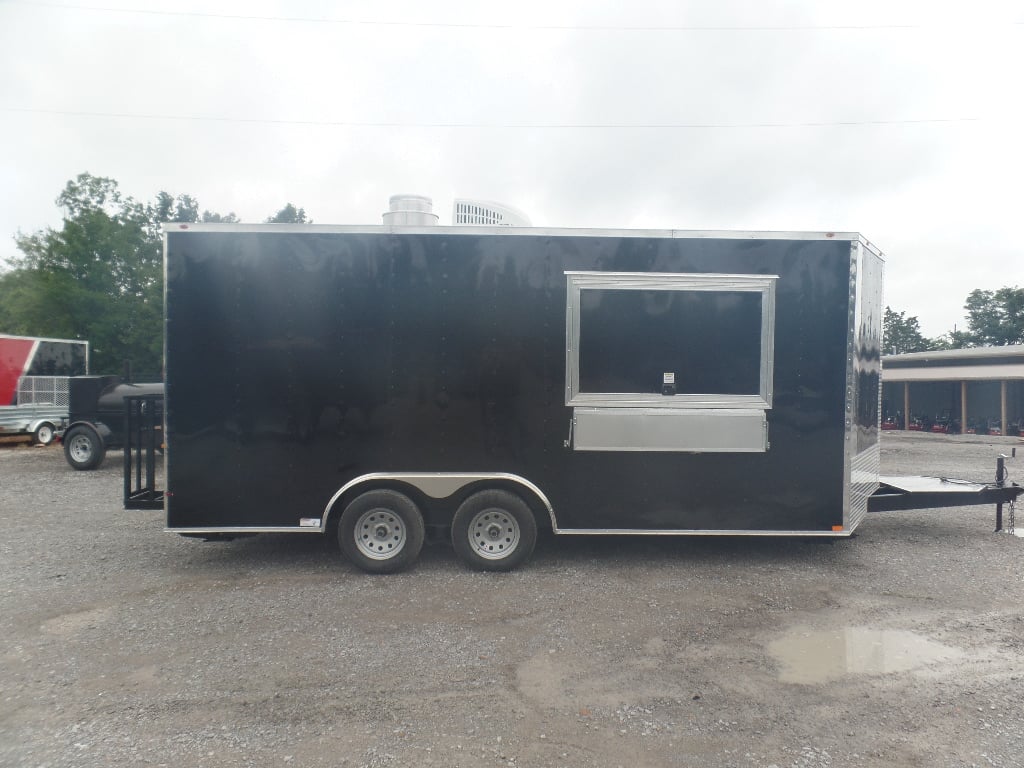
[881,346,1024,435]
[452,199,531,227]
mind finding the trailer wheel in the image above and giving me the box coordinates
[451,490,537,572]
[63,425,106,470]
[32,422,56,446]
[338,490,425,574]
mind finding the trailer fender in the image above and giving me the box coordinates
[323,473,556,532]
[65,419,113,446]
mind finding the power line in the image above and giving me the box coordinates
[1,106,984,129]
[9,1,1024,31]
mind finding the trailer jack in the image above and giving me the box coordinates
[995,452,1016,534]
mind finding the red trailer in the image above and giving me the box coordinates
[0,334,89,443]
[0,334,90,405]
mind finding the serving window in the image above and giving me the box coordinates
[565,271,777,452]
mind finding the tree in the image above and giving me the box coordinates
[961,287,1024,346]
[154,193,239,225]
[201,210,240,223]
[154,191,199,225]
[0,269,43,334]
[266,203,310,224]
[882,307,935,355]
[0,173,243,376]
[3,174,163,375]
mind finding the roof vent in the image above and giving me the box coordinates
[382,194,439,226]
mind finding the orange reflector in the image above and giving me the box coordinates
[832,525,844,531]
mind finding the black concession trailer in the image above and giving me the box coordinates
[152,224,911,573]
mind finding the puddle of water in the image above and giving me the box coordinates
[768,627,963,684]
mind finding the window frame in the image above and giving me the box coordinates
[564,271,778,410]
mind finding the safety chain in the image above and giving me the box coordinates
[994,455,1014,534]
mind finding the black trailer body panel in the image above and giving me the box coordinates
[163,227,882,535]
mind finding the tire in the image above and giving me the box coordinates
[338,489,425,574]
[63,425,106,470]
[451,490,538,572]
[32,422,55,446]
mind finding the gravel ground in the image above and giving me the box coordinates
[1,432,1023,768]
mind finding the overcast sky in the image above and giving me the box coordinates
[1,0,1021,337]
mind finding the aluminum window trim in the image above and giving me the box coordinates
[564,271,777,409]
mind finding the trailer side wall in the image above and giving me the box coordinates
[164,229,876,534]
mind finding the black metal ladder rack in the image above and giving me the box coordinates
[124,393,164,510]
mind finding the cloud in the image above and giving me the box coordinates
[1,0,1021,336]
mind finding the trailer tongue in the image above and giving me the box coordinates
[869,455,1021,532]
